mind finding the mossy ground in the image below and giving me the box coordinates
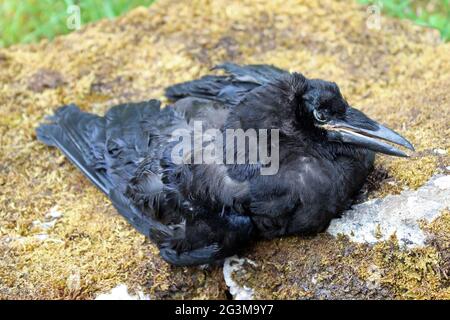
[0,0,449,299]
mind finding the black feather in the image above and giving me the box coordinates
[36,63,384,266]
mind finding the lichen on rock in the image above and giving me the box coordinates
[0,0,449,299]
[328,175,450,247]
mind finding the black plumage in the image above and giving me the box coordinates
[37,63,414,266]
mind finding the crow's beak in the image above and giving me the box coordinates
[323,109,415,157]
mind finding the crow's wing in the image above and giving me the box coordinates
[37,99,236,265]
[36,104,112,194]
[165,62,288,106]
[36,101,185,238]
[213,62,288,84]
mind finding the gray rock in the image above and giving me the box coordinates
[328,175,450,247]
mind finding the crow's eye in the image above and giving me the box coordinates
[313,109,327,123]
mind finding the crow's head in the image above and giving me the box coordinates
[302,76,414,157]
[230,72,414,157]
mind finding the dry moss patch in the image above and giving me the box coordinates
[0,0,449,299]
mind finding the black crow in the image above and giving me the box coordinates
[37,63,414,266]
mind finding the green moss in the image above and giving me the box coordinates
[0,0,449,299]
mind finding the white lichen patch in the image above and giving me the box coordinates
[433,148,447,155]
[32,206,63,231]
[95,284,150,300]
[223,256,256,300]
[32,219,57,230]
[6,206,65,246]
[434,175,450,190]
[328,175,450,247]
[46,206,63,219]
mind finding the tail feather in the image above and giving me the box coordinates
[36,105,112,194]
[159,244,220,266]
[36,100,173,240]
[109,188,173,240]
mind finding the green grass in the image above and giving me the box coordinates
[359,0,450,40]
[0,0,155,47]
